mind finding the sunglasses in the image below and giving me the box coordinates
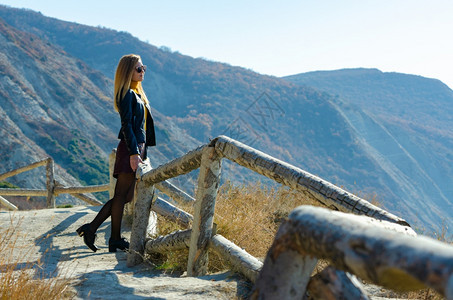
[135,65,147,73]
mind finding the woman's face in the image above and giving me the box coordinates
[132,60,145,82]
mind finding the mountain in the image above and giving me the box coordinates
[0,17,111,202]
[0,6,450,233]
[284,69,453,232]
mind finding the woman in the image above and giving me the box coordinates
[76,54,156,252]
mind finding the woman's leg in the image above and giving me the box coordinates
[88,172,135,234]
[77,172,135,252]
[89,199,112,232]
[110,172,136,240]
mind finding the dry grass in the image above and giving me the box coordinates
[0,217,74,299]
[152,180,325,273]
[213,181,324,258]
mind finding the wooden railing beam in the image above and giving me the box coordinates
[71,193,103,206]
[214,135,410,227]
[210,234,263,283]
[54,184,109,195]
[140,145,205,185]
[0,188,47,197]
[0,196,18,211]
[0,158,49,182]
[253,206,453,298]
[152,197,193,228]
[146,229,192,254]
[155,180,195,205]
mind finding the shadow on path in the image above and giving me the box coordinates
[75,268,164,300]
[33,210,88,278]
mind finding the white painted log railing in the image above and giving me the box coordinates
[126,135,453,298]
[0,152,192,213]
[0,157,105,209]
[251,206,453,299]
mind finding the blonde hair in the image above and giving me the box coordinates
[113,54,148,112]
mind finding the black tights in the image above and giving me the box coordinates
[89,173,136,240]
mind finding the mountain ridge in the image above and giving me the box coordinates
[284,68,453,231]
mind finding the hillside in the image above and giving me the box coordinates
[0,18,111,201]
[0,16,200,202]
[284,69,453,232]
[0,5,450,232]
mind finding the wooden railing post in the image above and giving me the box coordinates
[187,146,222,276]
[127,180,156,267]
[127,160,156,267]
[46,158,55,208]
[251,226,318,299]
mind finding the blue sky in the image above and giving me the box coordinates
[2,0,453,88]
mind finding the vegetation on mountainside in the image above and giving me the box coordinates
[1,16,112,201]
[0,181,19,189]
[38,133,108,186]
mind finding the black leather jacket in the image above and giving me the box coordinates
[117,89,156,156]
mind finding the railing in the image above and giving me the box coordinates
[126,135,453,299]
[1,135,452,298]
[0,157,106,209]
[251,206,453,299]
[0,152,196,226]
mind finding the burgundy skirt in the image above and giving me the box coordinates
[113,140,146,178]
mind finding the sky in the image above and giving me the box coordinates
[2,0,453,89]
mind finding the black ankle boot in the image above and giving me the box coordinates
[76,224,100,252]
[109,237,129,252]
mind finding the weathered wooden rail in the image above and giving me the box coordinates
[251,206,453,299]
[2,135,452,298]
[0,157,104,209]
[0,153,193,214]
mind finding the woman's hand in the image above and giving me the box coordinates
[130,154,143,172]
